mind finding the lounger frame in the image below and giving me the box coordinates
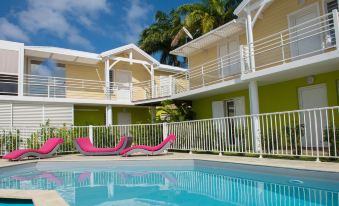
[74,136,133,156]
[122,141,172,156]
[9,144,62,161]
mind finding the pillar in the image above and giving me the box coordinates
[249,80,261,154]
[106,105,112,126]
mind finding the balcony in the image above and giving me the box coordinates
[0,73,132,103]
[140,10,339,100]
[246,11,338,73]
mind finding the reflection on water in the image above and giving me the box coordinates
[0,165,338,206]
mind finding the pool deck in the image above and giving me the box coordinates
[1,153,339,206]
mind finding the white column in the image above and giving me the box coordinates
[106,105,112,126]
[151,64,155,98]
[105,59,110,98]
[18,45,24,96]
[249,80,261,154]
[246,11,256,71]
[333,9,339,53]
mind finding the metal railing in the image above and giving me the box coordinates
[131,47,247,100]
[0,73,132,101]
[246,10,338,72]
[131,77,175,101]
[1,106,338,160]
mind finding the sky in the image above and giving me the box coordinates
[0,0,198,54]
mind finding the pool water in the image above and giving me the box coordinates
[0,198,33,206]
[0,160,338,206]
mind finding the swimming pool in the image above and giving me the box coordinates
[0,198,33,206]
[0,160,338,206]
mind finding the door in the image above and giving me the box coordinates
[299,84,328,147]
[115,70,132,101]
[117,112,132,136]
[159,76,171,97]
[219,37,240,78]
[289,4,322,59]
[117,112,131,125]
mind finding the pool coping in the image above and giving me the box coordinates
[1,153,339,172]
[0,153,338,206]
[0,189,69,206]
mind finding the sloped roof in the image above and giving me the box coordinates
[170,20,244,57]
[100,43,160,64]
[25,46,100,64]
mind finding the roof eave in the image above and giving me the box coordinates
[170,19,242,57]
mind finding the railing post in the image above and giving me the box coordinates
[162,122,168,140]
[220,57,224,79]
[280,33,285,63]
[332,9,339,51]
[89,125,93,143]
[240,45,245,74]
[201,65,205,86]
[130,83,133,102]
[169,75,174,95]
[163,122,169,153]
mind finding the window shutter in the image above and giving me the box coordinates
[0,49,19,74]
[212,101,225,118]
[235,97,245,116]
[44,104,73,127]
[0,103,12,128]
[12,104,43,128]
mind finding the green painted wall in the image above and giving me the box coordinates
[259,70,339,113]
[74,105,105,126]
[192,70,339,119]
[74,106,151,126]
[112,107,151,124]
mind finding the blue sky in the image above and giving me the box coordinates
[0,0,197,54]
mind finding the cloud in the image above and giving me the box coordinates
[118,0,153,43]
[1,0,110,50]
[0,18,30,42]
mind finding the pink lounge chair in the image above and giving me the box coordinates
[120,134,176,156]
[74,136,133,156]
[2,138,64,161]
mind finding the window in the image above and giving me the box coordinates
[212,97,245,118]
[0,74,18,95]
[224,100,236,117]
[324,0,338,46]
[0,48,19,96]
[28,59,66,97]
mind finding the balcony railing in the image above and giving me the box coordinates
[247,10,338,72]
[0,73,132,101]
[23,74,132,101]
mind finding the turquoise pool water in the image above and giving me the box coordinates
[0,199,33,206]
[0,160,338,206]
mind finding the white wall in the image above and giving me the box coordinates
[0,101,73,128]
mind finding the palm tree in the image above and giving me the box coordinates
[138,10,184,66]
[177,0,241,35]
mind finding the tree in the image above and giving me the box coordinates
[138,10,184,66]
[177,0,241,35]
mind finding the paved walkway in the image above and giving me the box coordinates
[1,152,339,172]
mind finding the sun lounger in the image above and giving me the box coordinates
[74,136,132,156]
[120,134,176,156]
[2,138,64,161]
